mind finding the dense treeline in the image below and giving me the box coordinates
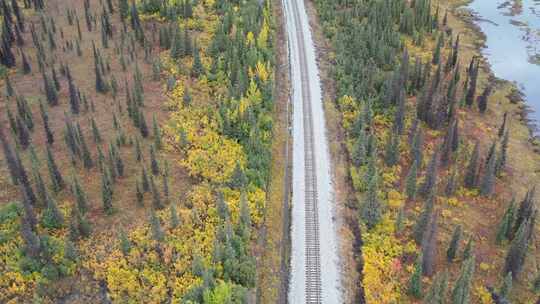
[314,0,536,302]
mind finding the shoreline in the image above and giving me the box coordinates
[451,0,540,143]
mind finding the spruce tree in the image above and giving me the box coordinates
[462,237,474,260]
[465,59,479,107]
[513,187,535,238]
[414,192,435,243]
[422,212,439,276]
[183,86,192,107]
[72,175,89,214]
[39,100,54,144]
[0,124,20,184]
[15,115,30,149]
[5,75,15,97]
[424,270,449,304]
[405,160,418,200]
[500,271,512,298]
[20,215,41,258]
[360,175,382,229]
[408,254,423,298]
[141,166,150,192]
[150,176,163,210]
[46,146,64,192]
[451,256,476,304]
[498,112,508,138]
[191,44,205,78]
[138,109,149,137]
[477,85,492,114]
[21,49,31,74]
[384,132,400,166]
[79,128,93,169]
[432,33,443,65]
[119,0,129,20]
[445,167,457,197]
[170,203,180,229]
[496,198,515,244]
[441,120,457,166]
[42,194,64,229]
[395,206,405,233]
[68,202,91,241]
[136,181,144,207]
[90,117,102,143]
[119,229,131,256]
[504,218,532,278]
[464,142,479,189]
[480,148,497,196]
[411,128,424,167]
[135,136,143,162]
[150,208,164,242]
[32,165,47,207]
[150,144,159,175]
[43,71,58,106]
[17,151,37,207]
[496,129,509,176]
[67,68,81,114]
[418,149,438,198]
[152,114,162,150]
[447,224,462,262]
[101,170,113,214]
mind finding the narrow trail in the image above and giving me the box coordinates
[283,0,341,301]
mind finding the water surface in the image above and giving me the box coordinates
[468,0,540,131]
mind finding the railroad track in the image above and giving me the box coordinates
[289,0,322,301]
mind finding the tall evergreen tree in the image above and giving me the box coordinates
[418,149,438,197]
[46,145,64,192]
[496,129,509,176]
[15,114,30,149]
[72,175,89,214]
[424,270,449,304]
[414,192,435,243]
[496,198,516,244]
[170,203,180,229]
[150,176,163,210]
[451,256,476,304]
[41,194,64,229]
[464,141,480,189]
[150,144,159,175]
[504,218,533,278]
[150,208,164,242]
[513,188,535,238]
[360,174,381,229]
[500,271,512,298]
[0,124,21,184]
[39,100,54,144]
[447,224,462,262]
[422,212,439,276]
[384,132,400,166]
[101,169,113,214]
[465,59,479,107]
[405,160,418,200]
[152,114,162,150]
[408,254,423,298]
[480,148,497,196]
[477,85,492,114]
[42,71,58,106]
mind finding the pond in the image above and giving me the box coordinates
[468,0,540,133]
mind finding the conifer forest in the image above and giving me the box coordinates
[1,0,539,303]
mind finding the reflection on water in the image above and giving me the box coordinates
[469,0,540,129]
